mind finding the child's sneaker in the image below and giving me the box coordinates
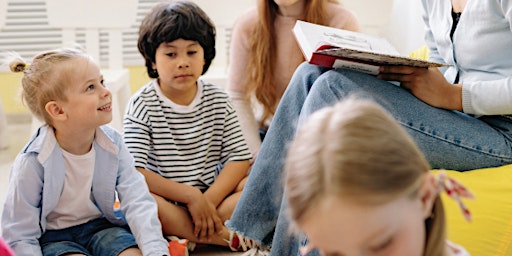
[226,230,270,254]
[241,248,271,256]
[167,236,196,256]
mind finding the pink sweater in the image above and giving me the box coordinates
[226,3,360,156]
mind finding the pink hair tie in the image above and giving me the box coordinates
[436,170,475,222]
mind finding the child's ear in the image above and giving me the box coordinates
[45,101,67,122]
[419,173,437,219]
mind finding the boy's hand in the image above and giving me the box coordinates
[186,189,223,241]
[203,197,225,234]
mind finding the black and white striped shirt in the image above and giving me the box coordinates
[123,80,251,190]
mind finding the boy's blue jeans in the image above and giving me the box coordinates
[226,62,512,256]
[39,218,137,256]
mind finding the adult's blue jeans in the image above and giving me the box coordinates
[226,63,512,256]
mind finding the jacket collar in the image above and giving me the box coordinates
[24,125,118,163]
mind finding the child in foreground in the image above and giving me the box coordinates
[1,48,168,256]
[284,98,473,256]
[124,0,254,251]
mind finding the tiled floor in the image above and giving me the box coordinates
[0,117,242,255]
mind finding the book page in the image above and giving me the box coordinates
[321,29,400,56]
[295,20,400,56]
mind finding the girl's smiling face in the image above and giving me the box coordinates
[152,38,205,105]
[57,57,112,129]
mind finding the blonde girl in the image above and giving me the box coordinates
[285,98,472,256]
[227,0,360,156]
[1,49,168,256]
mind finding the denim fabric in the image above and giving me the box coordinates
[227,63,512,256]
[39,218,137,256]
[305,68,512,170]
[225,64,330,251]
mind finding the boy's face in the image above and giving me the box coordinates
[56,57,112,129]
[152,39,205,105]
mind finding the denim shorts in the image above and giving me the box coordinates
[39,218,137,256]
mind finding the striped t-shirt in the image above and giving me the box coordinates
[123,80,252,190]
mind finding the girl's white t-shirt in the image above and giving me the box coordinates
[46,146,102,230]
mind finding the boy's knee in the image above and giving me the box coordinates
[235,176,248,192]
[89,227,137,256]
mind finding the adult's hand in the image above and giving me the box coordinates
[378,66,462,111]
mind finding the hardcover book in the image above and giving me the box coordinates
[292,20,445,75]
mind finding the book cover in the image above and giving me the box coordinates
[292,20,445,75]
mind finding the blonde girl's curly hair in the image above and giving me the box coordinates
[284,98,446,256]
[7,48,88,126]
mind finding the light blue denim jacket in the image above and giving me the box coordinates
[422,0,512,115]
[1,125,168,256]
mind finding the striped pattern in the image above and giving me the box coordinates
[123,80,251,190]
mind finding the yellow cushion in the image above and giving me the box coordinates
[411,45,512,255]
[409,45,430,60]
[433,166,512,256]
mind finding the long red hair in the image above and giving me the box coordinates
[245,0,339,127]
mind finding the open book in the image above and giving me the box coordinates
[292,20,445,75]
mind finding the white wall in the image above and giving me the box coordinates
[384,0,426,55]
[342,0,426,55]
[342,0,394,36]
